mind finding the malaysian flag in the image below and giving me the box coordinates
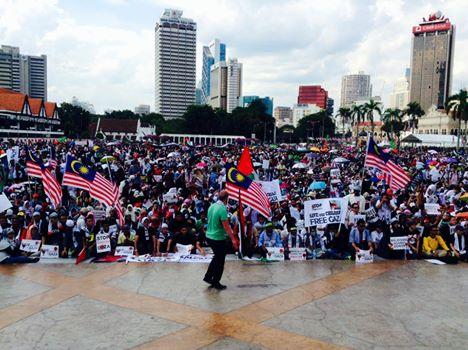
[225,165,271,219]
[364,137,411,191]
[47,145,58,169]
[26,149,62,207]
[62,155,123,224]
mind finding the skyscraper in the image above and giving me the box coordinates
[389,69,410,110]
[409,11,455,111]
[243,96,274,116]
[201,39,226,105]
[0,45,47,100]
[155,9,196,119]
[226,58,242,113]
[340,71,372,107]
[297,85,328,109]
[210,61,228,110]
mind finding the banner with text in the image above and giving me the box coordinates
[304,198,347,227]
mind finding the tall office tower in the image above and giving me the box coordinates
[409,11,455,111]
[297,85,328,109]
[389,69,410,110]
[274,106,293,125]
[20,54,47,99]
[226,58,242,113]
[155,9,197,119]
[243,96,274,116]
[0,45,21,92]
[209,38,226,64]
[135,104,151,115]
[340,71,372,107]
[210,61,228,110]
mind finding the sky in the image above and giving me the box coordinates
[1,0,467,113]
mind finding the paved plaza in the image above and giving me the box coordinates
[0,260,466,350]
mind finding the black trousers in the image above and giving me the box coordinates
[205,237,227,283]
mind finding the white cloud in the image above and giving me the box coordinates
[0,0,466,113]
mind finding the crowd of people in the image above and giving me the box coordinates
[0,137,467,265]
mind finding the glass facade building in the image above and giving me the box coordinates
[243,96,273,116]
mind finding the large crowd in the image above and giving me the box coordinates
[0,138,467,264]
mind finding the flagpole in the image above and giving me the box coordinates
[237,188,243,259]
[361,132,371,183]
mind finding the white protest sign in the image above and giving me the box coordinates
[355,250,373,264]
[153,175,162,182]
[330,169,340,178]
[390,236,408,250]
[289,206,301,222]
[92,209,107,222]
[41,245,59,259]
[20,239,41,253]
[425,203,440,215]
[114,246,134,256]
[352,214,367,225]
[365,207,378,222]
[0,193,13,213]
[163,188,178,204]
[96,233,111,253]
[266,247,285,261]
[6,146,19,164]
[262,160,270,169]
[176,244,193,256]
[257,180,282,203]
[178,254,213,263]
[304,198,346,227]
[288,247,307,260]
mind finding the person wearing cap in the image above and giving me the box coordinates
[203,190,238,290]
[156,223,172,256]
[258,222,283,258]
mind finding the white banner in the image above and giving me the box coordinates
[20,239,41,253]
[178,254,213,263]
[92,209,106,222]
[96,233,111,253]
[288,248,307,260]
[257,180,282,203]
[266,247,285,261]
[41,245,59,259]
[352,214,367,225]
[289,206,301,222]
[330,169,340,178]
[304,198,347,227]
[262,160,270,169]
[114,246,134,256]
[424,203,440,215]
[355,250,373,264]
[390,236,408,250]
[365,207,378,222]
[0,193,13,213]
[176,244,193,256]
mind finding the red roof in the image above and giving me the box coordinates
[0,93,27,113]
[44,102,57,118]
[29,98,44,116]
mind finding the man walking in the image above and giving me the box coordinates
[204,190,238,290]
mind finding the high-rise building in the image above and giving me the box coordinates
[201,39,226,105]
[135,104,151,115]
[0,45,47,100]
[389,69,410,110]
[297,85,328,109]
[210,61,228,110]
[326,98,334,116]
[292,104,322,127]
[155,9,196,119]
[226,58,242,113]
[341,71,372,107]
[243,96,274,116]
[409,11,455,111]
[274,106,293,127]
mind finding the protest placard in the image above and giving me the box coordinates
[163,188,178,203]
[176,244,193,256]
[92,209,106,222]
[289,206,301,222]
[304,198,346,227]
[262,160,270,169]
[390,236,408,250]
[178,254,213,263]
[266,247,285,261]
[355,250,373,264]
[115,246,134,256]
[330,169,340,178]
[153,175,162,182]
[257,180,282,203]
[365,207,378,222]
[96,233,111,253]
[425,203,440,215]
[0,193,13,213]
[20,239,41,253]
[352,214,367,225]
[288,248,307,260]
[41,245,59,259]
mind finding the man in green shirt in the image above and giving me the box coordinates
[204,190,238,290]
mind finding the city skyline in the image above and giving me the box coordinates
[1,0,467,113]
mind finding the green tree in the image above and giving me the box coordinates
[336,107,351,136]
[382,108,404,144]
[403,101,425,133]
[140,112,165,132]
[445,89,468,151]
[363,99,382,135]
[57,102,92,138]
[295,111,335,141]
[350,104,365,145]
[182,105,218,134]
[277,124,296,143]
[105,109,137,119]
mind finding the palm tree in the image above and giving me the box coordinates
[363,99,382,135]
[382,108,403,144]
[350,104,365,145]
[445,89,468,151]
[335,107,351,137]
[404,101,425,133]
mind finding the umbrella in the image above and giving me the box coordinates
[309,147,320,152]
[332,157,350,164]
[292,163,307,169]
[309,181,326,190]
[428,150,438,154]
[442,157,458,164]
[100,156,115,164]
[167,152,180,158]
[196,161,207,168]
[460,193,468,202]
[106,141,121,146]
[253,162,262,168]
[321,166,331,172]
[455,212,468,219]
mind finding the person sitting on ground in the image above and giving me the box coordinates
[171,225,205,255]
[258,222,283,258]
[423,227,450,258]
[134,217,156,256]
[450,225,467,262]
[349,219,373,257]
[117,224,135,247]
[156,223,172,256]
